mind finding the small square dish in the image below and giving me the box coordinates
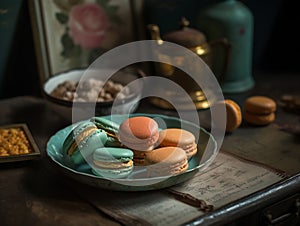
[0,123,41,163]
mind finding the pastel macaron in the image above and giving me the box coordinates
[118,116,159,165]
[90,117,121,147]
[91,147,134,179]
[145,146,188,177]
[158,128,197,159]
[63,121,107,167]
[244,96,276,125]
[118,116,159,151]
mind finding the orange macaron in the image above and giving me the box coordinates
[244,96,276,126]
[211,99,242,133]
[145,146,188,177]
[224,99,242,132]
[158,128,197,159]
[118,116,159,165]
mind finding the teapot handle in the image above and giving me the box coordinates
[209,38,231,84]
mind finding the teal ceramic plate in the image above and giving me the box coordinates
[46,114,217,191]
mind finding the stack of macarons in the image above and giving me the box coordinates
[118,116,198,177]
[63,115,198,178]
[62,117,134,179]
[244,96,276,126]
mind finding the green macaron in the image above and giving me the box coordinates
[91,147,134,179]
[90,117,122,147]
[63,121,108,167]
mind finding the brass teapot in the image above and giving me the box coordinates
[147,17,230,110]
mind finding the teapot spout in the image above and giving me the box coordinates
[147,24,163,44]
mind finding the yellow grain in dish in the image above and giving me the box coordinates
[0,128,32,156]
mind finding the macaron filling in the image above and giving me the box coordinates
[68,126,98,155]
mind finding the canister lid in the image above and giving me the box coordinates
[163,17,207,48]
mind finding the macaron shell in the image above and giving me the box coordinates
[158,128,197,158]
[90,117,119,137]
[62,121,98,156]
[158,128,195,147]
[92,147,134,179]
[104,136,123,147]
[120,116,159,139]
[224,99,242,132]
[71,129,108,165]
[146,146,187,164]
[118,116,159,150]
[93,147,133,162]
[244,111,275,126]
[244,96,277,114]
[147,160,188,177]
[145,147,188,177]
[92,166,133,179]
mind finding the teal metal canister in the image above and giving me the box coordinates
[196,0,254,93]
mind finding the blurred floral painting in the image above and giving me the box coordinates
[32,0,135,79]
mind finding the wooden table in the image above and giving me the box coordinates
[1,73,300,226]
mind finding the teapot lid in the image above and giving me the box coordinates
[163,17,207,48]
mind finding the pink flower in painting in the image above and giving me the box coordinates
[68,3,109,49]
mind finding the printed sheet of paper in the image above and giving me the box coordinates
[172,152,285,207]
[221,127,300,175]
[83,152,285,226]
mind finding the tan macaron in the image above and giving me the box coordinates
[224,99,242,132]
[158,128,197,159]
[145,146,188,177]
[244,111,275,126]
[244,96,276,114]
[244,96,276,126]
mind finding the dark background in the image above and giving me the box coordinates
[0,0,299,99]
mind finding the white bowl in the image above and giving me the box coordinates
[43,68,144,122]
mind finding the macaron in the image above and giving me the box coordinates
[244,96,276,126]
[62,121,108,167]
[224,99,242,132]
[145,147,188,177]
[118,116,159,151]
[211,99,242,133]
[90,117,122,147]
[158,128,197,159]
[130,150,149,166]
[91,147,134,179]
